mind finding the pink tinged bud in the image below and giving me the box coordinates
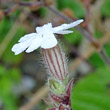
[59,104,66,110]
[42,44,68,81]
[66,78,74,96]
[58,104,71,110]
[49,92,64,103]
[48,103,71,110]
[65,78,74,106]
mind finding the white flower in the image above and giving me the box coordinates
[12,19,83,55]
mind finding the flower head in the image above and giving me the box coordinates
[12,20,83,55]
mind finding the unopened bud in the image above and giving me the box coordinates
[48,78,65,95]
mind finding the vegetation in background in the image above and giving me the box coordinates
[0,0,110,110]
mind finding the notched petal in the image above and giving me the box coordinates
[55,30,73,34]
[12,42,28,55]
[53,19,83,34]
[26,34,43,53]
[12,34,37,55]
[19,33,37,42]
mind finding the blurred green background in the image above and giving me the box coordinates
[0,0,110,110]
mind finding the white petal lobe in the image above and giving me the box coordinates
[26,34,43,53]
[12,42,29,55]
[53,19,83,34]
[41,28,57,49]
[65,19,84,29]
[55,30,73,34]
[12,33,37,55]
[19,33,37,42]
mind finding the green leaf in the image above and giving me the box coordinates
[0,65,6,75]
[57,0,85,18]
[94,30,103,39]
[64,30,83,45]
[89,52,105,68]
[104,43,110,58]
[89,43,110,68]
[0,65,20,110]
[71,67,110,110]
[9,68,21,82]
[0,18,13,42]
[101,0,110,17]
[2,94,17,110]
[2,28,26,63]
[38,7,47,17]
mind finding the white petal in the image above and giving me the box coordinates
[12,41,30,55]
[53,19,84,33]
[12,33,37,55]
[55,30,73,34]
[36,23,52,33]
[36,27,43,33]
[41,34,57,49]
[41,28,57,49]
[19,33,37,42]
[26,34,43,53]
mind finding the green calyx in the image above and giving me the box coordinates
[48,78,65,95]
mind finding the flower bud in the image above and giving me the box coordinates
[48,78,65,95]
